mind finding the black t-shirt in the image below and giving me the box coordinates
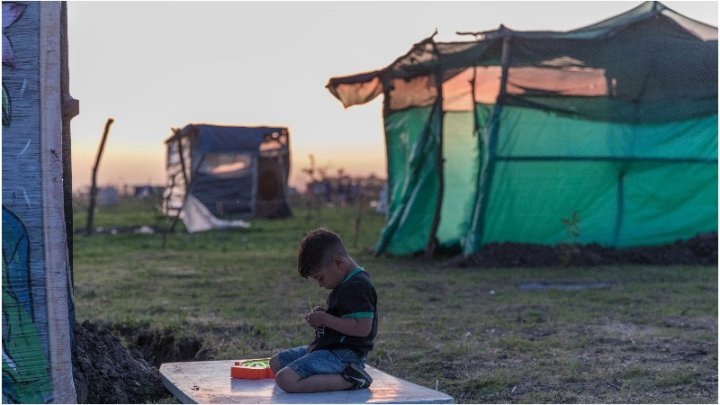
[309,268,378,357]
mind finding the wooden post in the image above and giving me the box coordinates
[85,118,113,236]
[162,147,203,249]
[163,171,180,216]
[40,2,77,401]
[162,137,188,248]
[161,130,185,247]
[175,129,189,188]
[464,33,512,256]
[353,193,365,248]
[60,2,79,284]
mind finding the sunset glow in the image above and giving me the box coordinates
[67,2,716,192]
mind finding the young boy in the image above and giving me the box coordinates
[270,228,378,393]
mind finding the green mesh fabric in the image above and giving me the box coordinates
[384,107,433,214]
[436,107,493,249]
[376,104,441,256]
[379,105,717,256]
[435,112,478,248]
[466,107,718,253]
[329,2,717,257]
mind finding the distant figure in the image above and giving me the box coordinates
[376,185,388,215]
[324,181,333,203]
[270,228,377,393]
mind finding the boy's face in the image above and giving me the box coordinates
[308,257,344,290]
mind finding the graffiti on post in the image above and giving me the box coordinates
[2,207,53,403]
[2,2,25,128]
[2,3,57,403]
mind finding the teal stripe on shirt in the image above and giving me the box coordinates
[342,312,374,319]
[341,267,365,284]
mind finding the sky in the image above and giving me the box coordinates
[67,1,719,191]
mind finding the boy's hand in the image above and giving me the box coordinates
[312,306,325,312]
[305,311,327,328]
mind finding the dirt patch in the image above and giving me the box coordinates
[72,320,170,403]
[72,321,213,403]
[446,232,717,268]
[105,323,212,367]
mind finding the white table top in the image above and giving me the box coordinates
[160,360,454,404]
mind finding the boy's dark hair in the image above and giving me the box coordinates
[297,228,347,278]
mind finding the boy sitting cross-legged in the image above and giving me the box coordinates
[270,228,378,393]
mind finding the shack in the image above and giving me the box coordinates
[164,124,292,232]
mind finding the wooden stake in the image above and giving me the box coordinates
[353,194,365,248]
[85,118,113,236]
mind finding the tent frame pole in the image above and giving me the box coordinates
[612,167,627,247]
[470,66,480,138]
[175,129,190,188]
[465,33,512,256]
[424,38,446,258]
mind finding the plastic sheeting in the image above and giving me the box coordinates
[164,125,292,229]
[181,195,251,233]
[465,107,717,254]
[327,1,718,256]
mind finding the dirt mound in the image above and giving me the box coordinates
[447,232,717,268]
[72,320,213,403]
[106,323,211,367]
[72,320,170,403]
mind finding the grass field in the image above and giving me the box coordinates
[73,197,718,403]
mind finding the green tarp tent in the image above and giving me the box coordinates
[327,1,718,257]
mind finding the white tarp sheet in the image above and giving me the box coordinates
[181,195,251,233]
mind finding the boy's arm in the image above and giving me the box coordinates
[306,311,372,337]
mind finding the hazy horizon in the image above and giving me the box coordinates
[67,1,719,192]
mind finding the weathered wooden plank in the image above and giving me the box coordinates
[39,3,76,403]
[160,360,454,404]
[2,1,76,403]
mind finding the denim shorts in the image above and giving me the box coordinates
[277,346,366,379]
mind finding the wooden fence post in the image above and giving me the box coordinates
[85,118,113,236]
